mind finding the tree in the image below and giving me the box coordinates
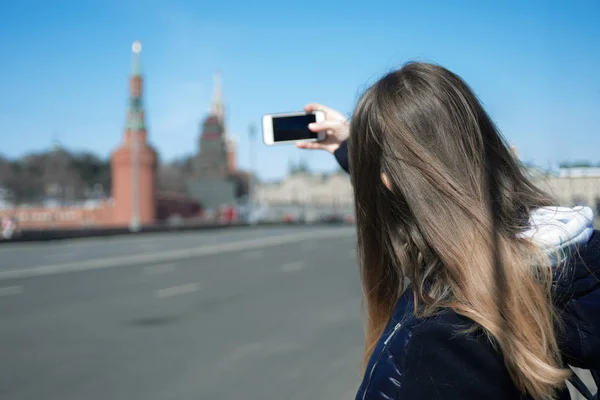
[69,152,111,196]
[559,161,594,168]
[4,158,44,204]
[570,161,592,168]
[157,162,188,194]
[288,158,311,175]
[296,158,310,174]
[0,149,112,205]
[172,155,195,175]
[229,170,251,199]
[0,155,13,186]
[0,148,254,206]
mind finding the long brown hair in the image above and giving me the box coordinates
[349,62,569,399]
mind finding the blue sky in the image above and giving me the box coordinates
[1,0,599,181]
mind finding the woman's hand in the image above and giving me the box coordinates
[296,103,350,154]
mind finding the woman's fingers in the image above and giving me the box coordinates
[304,103,347,121]
[295,141,324,150]
[304,103,330,113]
[297,103,349,154]
[308,120,343,132]
[296,138,340,154]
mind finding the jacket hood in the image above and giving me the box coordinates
[519,206,599,303]
[519,206,594,255]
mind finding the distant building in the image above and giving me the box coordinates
[187,72,238,209]
[558,167,600,178]
[256,159,600,216]
[256,171,353,208]
[511,146,600,210]
[532,167,600,211]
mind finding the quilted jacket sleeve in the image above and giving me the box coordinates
[400,319,524,400]
[333,140,349,174]
[554,230,600,369]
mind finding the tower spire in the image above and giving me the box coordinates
[210,70,224,121]
[131,41,142,76]
[126,41,146,133]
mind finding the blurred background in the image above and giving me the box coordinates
[0,0,598,399]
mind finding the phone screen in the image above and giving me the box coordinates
[272,114,318,142]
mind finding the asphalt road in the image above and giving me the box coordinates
[0,226,364,400]
[0,226,595,400]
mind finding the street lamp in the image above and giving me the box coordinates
[248,123,257,204]
[130,129,140,232]
[129,40,142,232]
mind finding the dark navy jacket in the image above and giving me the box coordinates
[334,140,600,399]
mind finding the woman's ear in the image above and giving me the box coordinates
[381,172,392,190]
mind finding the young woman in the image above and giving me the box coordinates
[298,62,600,400]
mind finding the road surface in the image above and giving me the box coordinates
[0,226,595,399]
[0,226,364,400]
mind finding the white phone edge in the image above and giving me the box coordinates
[262,111,326,146]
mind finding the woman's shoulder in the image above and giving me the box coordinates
[394,310,527,399]
[401,310,504,371]
[409,309,485,341]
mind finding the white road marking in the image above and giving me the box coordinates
[155,283,200,298]
[0,285,23,296]
[241,250,262,260]
[0,228,355,281]
[143,263,176,275]
[281,261,304,272]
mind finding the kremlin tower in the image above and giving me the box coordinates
[187,71,238,209]
[111,41,158,229]
[194,71,235,177]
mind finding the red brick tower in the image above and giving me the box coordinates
[111,41,158,230]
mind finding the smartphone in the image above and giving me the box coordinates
[262,111,326,145]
